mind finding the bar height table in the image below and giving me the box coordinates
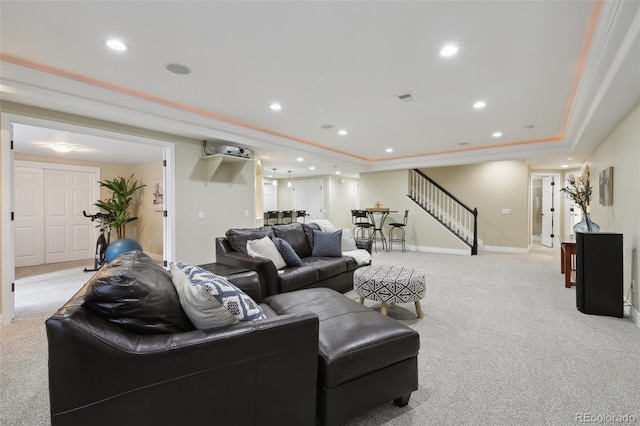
[366,208,397,252]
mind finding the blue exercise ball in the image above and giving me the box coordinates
[105,238,143,262]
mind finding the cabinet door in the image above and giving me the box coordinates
[576,232,623,317]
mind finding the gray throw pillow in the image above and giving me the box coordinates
[312,229,343,257]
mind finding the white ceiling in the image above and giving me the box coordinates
[1,1,639,177]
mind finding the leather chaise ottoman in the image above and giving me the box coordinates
[264,288,420,426]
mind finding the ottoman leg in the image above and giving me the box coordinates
[415,301,424,319]
[359,296,365,304]
[381,302,388,316]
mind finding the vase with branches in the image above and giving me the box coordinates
[94,174,146,239]
[561,172,599,232]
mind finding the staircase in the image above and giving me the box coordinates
[409,169,478,255]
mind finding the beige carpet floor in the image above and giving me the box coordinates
[1,248,639,425]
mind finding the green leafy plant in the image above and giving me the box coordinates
[94,174,146,239]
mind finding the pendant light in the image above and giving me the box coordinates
[287,171,292,187]
[272,168,277,186]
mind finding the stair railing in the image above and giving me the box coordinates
[409,169,478,255]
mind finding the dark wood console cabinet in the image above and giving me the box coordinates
[576,232,623,317]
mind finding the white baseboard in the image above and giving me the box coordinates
[482,245,529,254]
[408,245,471,256]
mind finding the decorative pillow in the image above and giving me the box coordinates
[271,236,303,267]
[312,229,343,257]
[84,250,194,334]
[247,236,287,270]
[323,226,358,252]
[272,223,312,258]
[177,263,266,323]
[170,263,238,329]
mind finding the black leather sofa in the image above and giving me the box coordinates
[46,250,419,426]
[46,251,319,426]
[216,222,372,298]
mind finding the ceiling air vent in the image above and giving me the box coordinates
[396,92,418,102]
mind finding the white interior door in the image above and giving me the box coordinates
[263,180,277,211]
[44,169,96,263]
[292,180,323,220]
[14,167,44,267]
[541,176,554,247]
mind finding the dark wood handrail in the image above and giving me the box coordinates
[413,169,476,216]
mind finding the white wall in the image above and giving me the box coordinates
[586,102,640,313]
[174,141,255,265]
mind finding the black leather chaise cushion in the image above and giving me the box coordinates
[83,250,194,334]
[265,288,420,388]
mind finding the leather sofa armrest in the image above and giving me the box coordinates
[356,238,373,253]
[225,271,262,302]
[216,237,280,297]
[47,309,319,426]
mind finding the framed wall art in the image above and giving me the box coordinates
[599,167,613,206]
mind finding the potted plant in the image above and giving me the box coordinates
[94,174,146,239]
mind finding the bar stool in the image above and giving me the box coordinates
[295,210,306,223]
[281,210,293,224]
[351,209,374,239]
[388,209,408,252]
[265,210,280,225]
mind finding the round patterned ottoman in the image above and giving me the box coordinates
[353,264,426,318]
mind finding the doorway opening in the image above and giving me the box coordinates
[530,172,561,249]
[2,113,176,324]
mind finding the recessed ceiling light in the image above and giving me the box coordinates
[338,129,348,136]
[296,157,304,162]
[567,157,573,160]
[473,101,486,109]
[440,44,459,57]
[335,171,341,175]
[106,39,127,51]
[49,143,73,153]
[386,148,393,153]
[492,131,503,138]
[561,164,569,168]
[309,166,316,170]
[166,63,192,75]
[270,103,282,111]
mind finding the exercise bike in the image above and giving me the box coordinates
[83,211,115,272]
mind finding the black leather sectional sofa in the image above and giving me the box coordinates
[216,222,372,298]
[46,247,419,426]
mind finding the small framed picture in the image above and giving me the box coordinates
[599,167,613,206]
[153,179,164,211]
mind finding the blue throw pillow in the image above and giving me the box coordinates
[271,236,303,267]
[312,229,343,257]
